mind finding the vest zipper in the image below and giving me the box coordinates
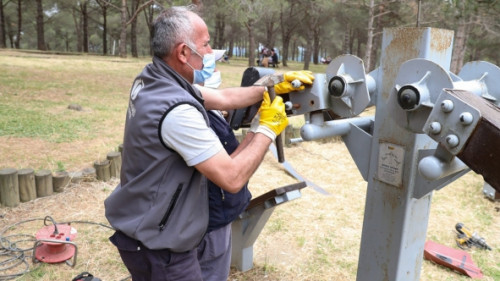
[159,184,182,231]
[220,188,225,201]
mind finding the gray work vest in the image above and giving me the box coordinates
[104,56,210,252]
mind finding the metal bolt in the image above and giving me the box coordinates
[440,99,454,113]
[397,86,420,110]
[459,112,473,125]
[429,122,442,134]
[291,79,302,88]
[328,76,346,97]
[445,134,459,148]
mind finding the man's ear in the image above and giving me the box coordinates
[176,43,189,64]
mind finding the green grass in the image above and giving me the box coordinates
[0,51,325,145]
[0,104,92,142]
[0,49,498,281]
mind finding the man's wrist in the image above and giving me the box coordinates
[255,125,276,140]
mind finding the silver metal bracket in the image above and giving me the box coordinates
[230,182,307,272]
[423,89,481,155]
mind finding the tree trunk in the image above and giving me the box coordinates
[214,13,224,49]
[6,18,13,48]
[282,35,290,67]
[364,0,375,72]
[356,30,362,57]
[303,37,312,70]
[245,19,255,67]
[144,4,154,56]
[0,0,6,48]
[313,25,320,64]
[72,7,83,52]
[15,0,21,49]
[130,17,138,57]
[303,6,316,70]
[343,23,350,54]
[96,0,112,55]
[130,0,140,58]
[279,2,301,67]
[228,35,234,57]
[65,32,70,51]
[280,8,288,66]
[119,0,128,58]
[265,20,274,49]
[450,15,469,74]
[36,0,46,50]
[102,4,107,55]
[82,1,88,53]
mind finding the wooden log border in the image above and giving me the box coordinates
[0,128,304,208]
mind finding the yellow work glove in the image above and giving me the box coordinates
[255,91,289,140]
[274,70,315,94]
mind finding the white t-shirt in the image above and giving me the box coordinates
[161,104,223,167]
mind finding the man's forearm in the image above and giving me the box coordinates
[200,85,266,111]
[195,133,272,194]
[231,131,255,157]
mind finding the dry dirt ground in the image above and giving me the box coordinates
[0,138,498,281]
[0,50,498,280]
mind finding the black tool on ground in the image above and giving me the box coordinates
[455,222,492,251]
[72,272,102,281]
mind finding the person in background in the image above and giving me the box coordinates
[271,48,279,67]
[104,6,313,281]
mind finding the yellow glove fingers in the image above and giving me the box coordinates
[274,82,305,94]
[284,70,315,85]
[262,90,271,105]
[257,90,270,114]
[258,95,288,136]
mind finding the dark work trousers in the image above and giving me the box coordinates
[110,231,203,281]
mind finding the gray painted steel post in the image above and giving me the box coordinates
[356,28,454,281]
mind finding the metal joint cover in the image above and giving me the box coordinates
[423,89,481,155]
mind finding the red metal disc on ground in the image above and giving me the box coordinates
[34,224,77,263]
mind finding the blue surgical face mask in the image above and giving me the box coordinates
[186,46,216,84]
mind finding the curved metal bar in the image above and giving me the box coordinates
[32,239,78,268]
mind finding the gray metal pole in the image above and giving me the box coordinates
[356,27,454,281]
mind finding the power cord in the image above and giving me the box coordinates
[0,216,123,280]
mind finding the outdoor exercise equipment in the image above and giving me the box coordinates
[229,68,310,271]
[272,27,500,280]
[231,181,306,271]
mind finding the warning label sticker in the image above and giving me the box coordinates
[377,142,405,186]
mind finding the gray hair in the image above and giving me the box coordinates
[152,6,198,58]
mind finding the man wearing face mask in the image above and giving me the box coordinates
[104,5,313,281]
[193,49,251,281]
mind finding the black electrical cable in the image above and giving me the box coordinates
[0,217,116,280]
[60,220,115,230]
[43,216,59,235]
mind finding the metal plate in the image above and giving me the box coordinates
[423,89,481,155]
[325,54,371,117]
[388,59,454,133]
